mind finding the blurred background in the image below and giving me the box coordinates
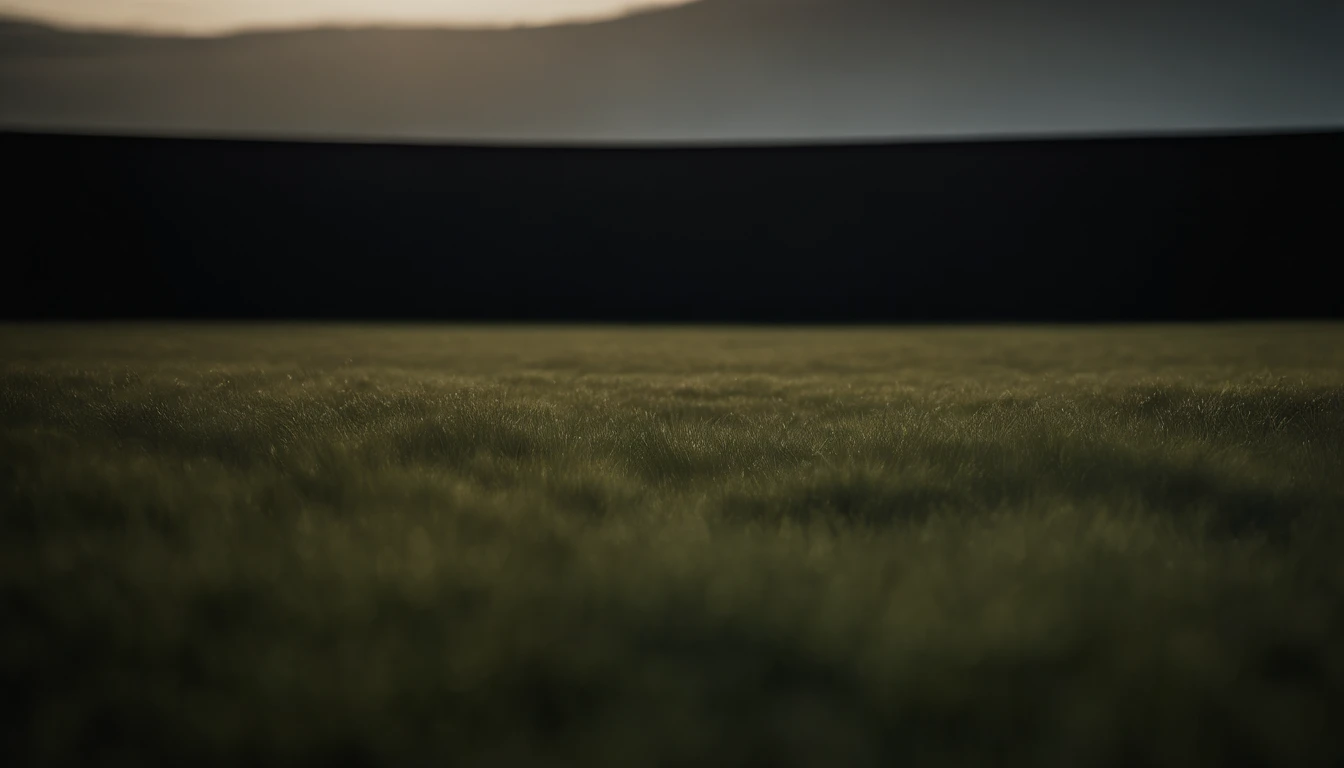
[2,0,1341,144]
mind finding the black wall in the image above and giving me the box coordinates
[5,130,1341,322]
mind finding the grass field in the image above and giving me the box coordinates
[4,324,1344,767]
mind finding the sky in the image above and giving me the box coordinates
[0,1,694,34]
[0,0,1340,143]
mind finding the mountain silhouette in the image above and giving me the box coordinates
[1,0,1340,142]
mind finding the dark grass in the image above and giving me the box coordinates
[3,324,1344,766]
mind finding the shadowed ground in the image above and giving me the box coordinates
[3,324,1343,766]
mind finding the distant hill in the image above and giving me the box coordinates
[2,0,1341,143]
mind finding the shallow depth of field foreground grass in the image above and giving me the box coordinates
[3,324,1344,766]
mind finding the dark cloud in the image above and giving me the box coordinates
[1,0,1340,142]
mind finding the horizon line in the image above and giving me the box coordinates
[3,125,1341,153]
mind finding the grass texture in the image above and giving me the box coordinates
[3,324,1344,766]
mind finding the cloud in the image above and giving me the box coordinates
[0,0,697,34]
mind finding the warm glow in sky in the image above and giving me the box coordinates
[0,0,695,34]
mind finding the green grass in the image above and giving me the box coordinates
[3,324,1344,767]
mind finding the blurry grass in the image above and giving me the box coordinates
[2,323,1344,767]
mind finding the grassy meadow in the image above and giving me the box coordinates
[3,323,1344,766]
